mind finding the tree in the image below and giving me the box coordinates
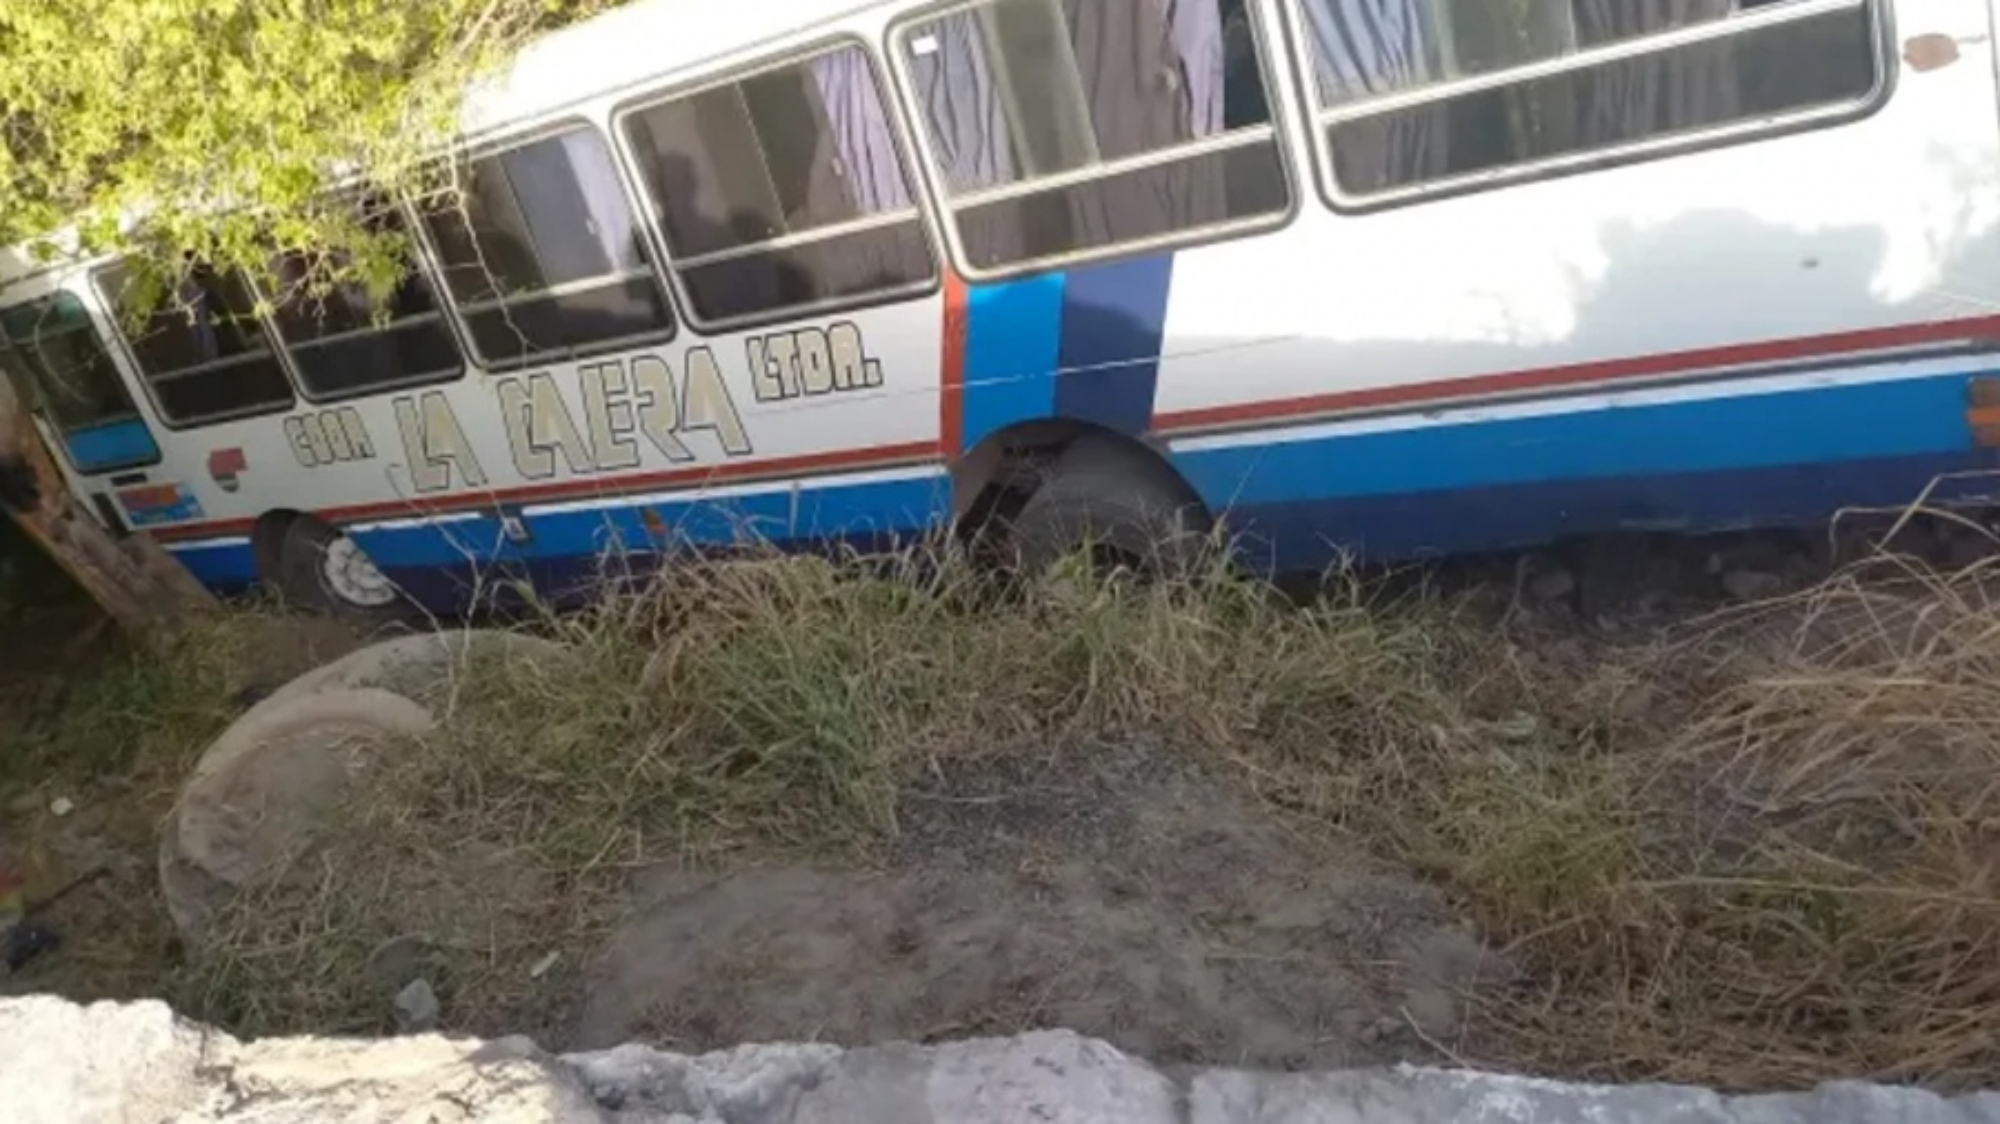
[0,0,609,631]
[1,0,609,290]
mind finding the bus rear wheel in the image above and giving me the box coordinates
[1008,434,1214,579]
[266,515,407,623]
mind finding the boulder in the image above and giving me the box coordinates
[158,630,570,944]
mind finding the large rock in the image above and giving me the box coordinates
[0,996,217,1124]
[1189,1068,2000,1124]
[157,687,437,943]
[158,630,572,944]
[568,1030,1173,1123]
[258,631,574,710]
[222,1032,603,1122]
[4,996,2000,1124]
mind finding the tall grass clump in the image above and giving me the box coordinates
[176,544,1501,1038]
[173,539,2000,1091]
[1610,556,2000,1086]
[1395,552,2000,1090]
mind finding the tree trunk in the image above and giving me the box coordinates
[0,390,214,634]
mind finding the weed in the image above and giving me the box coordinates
[1,599,361,1009]
[3,609,274,786]
[171,544,1489,1043]
[25,534,1997,1092]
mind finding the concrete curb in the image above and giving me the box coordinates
[2,996,1996,1123]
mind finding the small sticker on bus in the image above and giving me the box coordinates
[118,482,205,527]
[207,447,246,493]
[910,34,938,56]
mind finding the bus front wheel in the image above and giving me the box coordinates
[267,516,408,623]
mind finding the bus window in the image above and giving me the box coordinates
[898,0,1291,275]
[0,294,160,473]
[96,261,295,425]
[620,43,936,326]
[1302,0,1882,200]
[420,125,675,367]
[268,196,464,401]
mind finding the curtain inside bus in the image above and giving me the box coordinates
[1303,0,1759,193]
[624,43,934,321]
[1570,0,1741,150]
[906,0,1268,268]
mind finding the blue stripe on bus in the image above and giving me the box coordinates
[1219,448,2000,572]
[1053,255,1174,436]
[1172,370,1976,507]
[355,473,949,614]
[349,473,950,572]
[158,365,2000,607]
[163,473,951,613]
[1171,367,1998,569]
[351,517,518,572]
[63,418,159,473]
[166,539,259,591]
[959,273,1066,450]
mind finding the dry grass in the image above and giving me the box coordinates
[18,535,1997,1091]
[1337,549,2000,1090]
[173,549,1494,1042]
[1534,554,2000,1088]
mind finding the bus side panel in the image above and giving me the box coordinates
[1147,0,2000,570]
[145,288,955,612]
[137,105,956,613]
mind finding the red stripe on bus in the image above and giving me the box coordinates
[150,518,256,542]
[1150,314,2000,435]
[940,268,969,458]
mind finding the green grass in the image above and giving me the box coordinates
[173,549,1495,1043]
[9,535,1998,1091]
[0,588,355,1010]
[11,627,243,781]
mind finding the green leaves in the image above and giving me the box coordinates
[0,0,608,307]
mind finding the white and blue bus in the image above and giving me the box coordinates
[2,0,1996,618]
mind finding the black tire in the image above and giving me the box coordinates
[1009,434,1214,578]
[268,515,410,624]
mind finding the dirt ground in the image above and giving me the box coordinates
[1,524,367,1008]
[578,741,1501,1070]
[0,524,1834,1067]
[8,611,1499,1072]
[9,514,1998,1090]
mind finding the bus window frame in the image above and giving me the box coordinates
[1280,0,1897,214]
[883,0,1303,285]
[88,260,302,431]
[0,286,164,473]
[408,115,682,374]
[607,32,943,336]
[258,191,470,406]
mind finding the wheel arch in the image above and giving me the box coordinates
[949,419,1210,535]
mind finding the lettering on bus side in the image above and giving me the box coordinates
[749,322,884,404]
[494,347,753,482]
[284,407,376,468]
[391,391,489,494]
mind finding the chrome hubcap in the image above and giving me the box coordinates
[320,535,397,608]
